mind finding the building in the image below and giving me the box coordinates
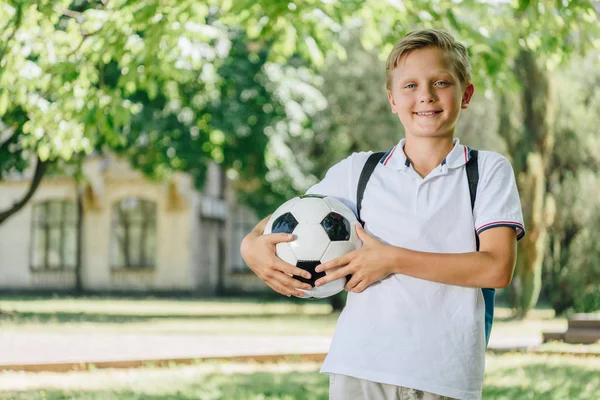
[0,153,267,295]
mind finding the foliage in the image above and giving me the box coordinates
[0,0,325,220]
[0,0,225,169]
[542,54,600,314]
[250,27,400,215]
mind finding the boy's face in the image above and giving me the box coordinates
[387,46,474,140]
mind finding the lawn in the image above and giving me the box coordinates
[0,354,598,400]
[1,296,599,399]
[0,296,336,336]
[0,295,571,339]
[2,295,599,352]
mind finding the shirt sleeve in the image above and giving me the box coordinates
[473,154,525,241]
[305,152,368,217]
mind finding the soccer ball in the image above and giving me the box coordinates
[263,194,362,299]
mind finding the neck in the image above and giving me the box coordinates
[403,136,454,178]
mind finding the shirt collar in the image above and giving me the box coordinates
[444,138,472,169]
[381,138,471,171]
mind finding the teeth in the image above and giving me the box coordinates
[416,111,438,115]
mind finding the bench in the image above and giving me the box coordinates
[542,313,600,344]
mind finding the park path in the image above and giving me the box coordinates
[0,331,542,371]
[0,332,332,366]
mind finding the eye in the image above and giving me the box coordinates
[404,83,416,89]
[435,81,450,87]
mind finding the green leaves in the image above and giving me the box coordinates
[0,0,598,220]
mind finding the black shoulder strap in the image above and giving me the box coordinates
[357,152,386,226]
[465,149,479,250]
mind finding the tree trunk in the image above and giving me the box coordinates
[506,50,556,318]
[0,157,49,226]
[75,181,84,293]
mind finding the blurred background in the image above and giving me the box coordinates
[0,0,599,399]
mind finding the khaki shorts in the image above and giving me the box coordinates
[329,373,455,400]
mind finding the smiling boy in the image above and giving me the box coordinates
[241,29,525,399]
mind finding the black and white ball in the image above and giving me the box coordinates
[263,194,362,299]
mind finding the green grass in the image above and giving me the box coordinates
[0,354,598,400]
[2,295,598,354]
[2,295,598,352]
[0,296,570,338]
[0,296,336,336]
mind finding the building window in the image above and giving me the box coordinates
[230,206,258,272]
[30,200,77,270]
[111,197,156,269]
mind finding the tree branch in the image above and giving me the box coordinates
[0,129,18,153]
[66,26,104,57]
[0,157,49,226]
[57,8,84,22]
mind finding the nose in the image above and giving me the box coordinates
[419,85,437,103]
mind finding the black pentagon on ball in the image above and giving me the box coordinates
[271,212,298,234]
[320,212,351,241]
[294,261,325,287]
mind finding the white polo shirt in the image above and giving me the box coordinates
[306,138,525,400]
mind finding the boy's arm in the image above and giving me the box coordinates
[315,224,517,292]
[388,226,517,288]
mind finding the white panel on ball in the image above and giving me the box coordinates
[275,242,297,265]
[321,241,357,263]
[305,278,346,299]
[348,227,362,251]
[289,223,330,261]
[291,197,331,224]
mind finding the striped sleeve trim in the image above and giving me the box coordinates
[477,221,525,241]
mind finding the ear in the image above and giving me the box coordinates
[461,83,475,110]
[387,90,397,113]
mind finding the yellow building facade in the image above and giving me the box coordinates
[0,154,267,295]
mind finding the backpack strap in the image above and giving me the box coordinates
[465,148,479,249]
[356,152,386,226]
[466,149,494,345]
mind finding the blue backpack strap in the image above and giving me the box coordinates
[466,149,494,346]
[356,151,386,226]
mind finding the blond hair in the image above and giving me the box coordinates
[385,29,471,91]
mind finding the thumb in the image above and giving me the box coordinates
[355,223,368,241]
[267,232,295,243]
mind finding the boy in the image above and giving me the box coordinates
[241,29,525,400]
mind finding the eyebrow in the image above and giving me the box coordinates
[397,72,455,83]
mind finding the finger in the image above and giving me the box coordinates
[268,278,306,297]
[273,258,312,281]
[315,266,351,287]
[344,274,361,291]
[351,281,368,293]
[315,253,352,273]
[267,280,293,297]
[272,270,313,291]
[265,232,295,244]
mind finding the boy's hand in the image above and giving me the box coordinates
[314,223,395,293]
[240,216,313,297]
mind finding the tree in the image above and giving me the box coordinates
[0,0,229,224]
[542,53,600,314]
[485,2,599,317]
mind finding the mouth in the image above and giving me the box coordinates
[413,110,442,116]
